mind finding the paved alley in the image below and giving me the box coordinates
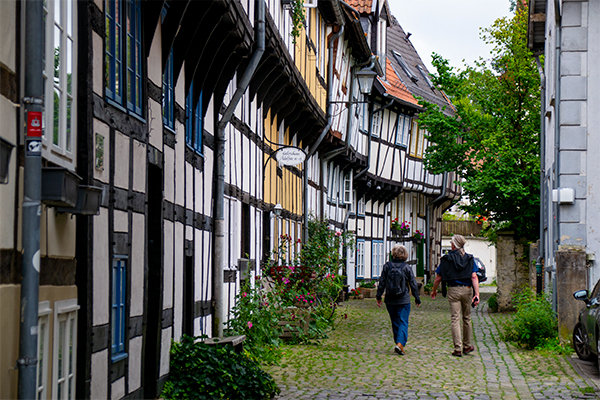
[265,292,600,399]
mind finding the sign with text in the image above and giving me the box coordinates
[275,147,306,166]
[27,111,42,137]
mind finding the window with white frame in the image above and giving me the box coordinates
[372,240,384,277]
[416,127,425,158]
[356,240,365,278]
[52,299,79,400]
[42,0,77,168]
[372,111,381,137]
[417,65,435,89]
[395,114,410,147]
[357,196,365,216]
[392,51,418,83]
[111,256,127,362]
[409,120,419,156]
[37,301,52,400]
[343,172,352,204]
[360,102,368,132]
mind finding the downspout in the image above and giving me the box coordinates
[535,54,545,294]
[303,25,345,242]
[426,171,448,280]
[213,0,265,337]
[551,0,561,311]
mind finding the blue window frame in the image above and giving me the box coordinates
[105,0,143,116]
[185,82,203,154]
[163,49,174,130]
[111,256,127,362]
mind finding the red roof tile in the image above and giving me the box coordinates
[379,58,419,106]
[344,0,373,14]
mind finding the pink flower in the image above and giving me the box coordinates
[335,231,342,237]
[242,292,247,297]
[247,321,253,329]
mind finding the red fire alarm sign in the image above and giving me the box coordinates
[27,111,42,137]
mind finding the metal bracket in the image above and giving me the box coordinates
[16,357,38,367]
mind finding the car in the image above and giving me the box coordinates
[572,280,600,363]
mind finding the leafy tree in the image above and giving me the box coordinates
[418,5,540,241]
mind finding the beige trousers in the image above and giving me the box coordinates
[447,286,472,352]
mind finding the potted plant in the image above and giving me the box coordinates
[391,218,410,236]
[358,281,377,298]
[349,287,363,299]
[413,229,423,243]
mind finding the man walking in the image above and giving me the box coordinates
[431,234,480,357]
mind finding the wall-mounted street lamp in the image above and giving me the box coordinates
[273,203,283,218]
[355,67,378,96]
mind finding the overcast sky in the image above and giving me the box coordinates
[386,0,512,73]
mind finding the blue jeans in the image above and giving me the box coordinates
[386,303,411,346]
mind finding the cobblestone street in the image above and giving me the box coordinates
[265,291,600,399]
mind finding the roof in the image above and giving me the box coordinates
[378,58,419,106]
[384,15,454,116]
[344,0,373,14]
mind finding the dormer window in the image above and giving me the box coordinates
[392,51,418,83]
[417,65,435,89]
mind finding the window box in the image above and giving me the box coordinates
[41,167,81,207]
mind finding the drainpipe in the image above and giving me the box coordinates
[213,0,264,337]
[535,54,545,294]
[303,25,344,242]
[425,171,448,280]
[551,0,561,310]
[354,96,394,181]
[18,1,43,398]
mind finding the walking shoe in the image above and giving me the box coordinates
[463,345,475,355]
[451,350,462,357]
[394,343,405,355]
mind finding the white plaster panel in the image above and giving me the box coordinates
[186,224,193,241]
[243,135,250,194]
[562,2,582,27]
[203,148,214,216]
[0,1,15,69]
[131,213,145,316]
[90,349,108,400]
[164,146,175,203]
[561,76,587,100]
[195,168,202,212]
[113,210,128,233]
[148,99,163,150]
[562,27,588,51]
[560,222,587,245]
[114,131,130,189]
[160,327,172,377]
[132,139,146,192]
[92,32,104,96]
[196,230,211,301]
[111,377,125,400]
[175,121,185,206]
[163,220,174,309]
[186,162,193,209]
[560,126,587,150]
[147,20,162,87]
[560,101,583,125]
[93,207,109,325]
[559,200,581,223]
[175,67,185,111]
[94,120,111,183]
[128,336,143,392]
[45,209,76,257]
[559,150,583,174]
[205,96,215,135]
[0,100,17,249]
[174,222,184,342]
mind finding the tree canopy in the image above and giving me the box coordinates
[418,5,540,241]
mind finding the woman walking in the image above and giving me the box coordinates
[376,244,421,355]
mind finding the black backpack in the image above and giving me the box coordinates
[386,261,407,296]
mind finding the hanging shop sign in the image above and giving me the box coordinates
[275,146,306,166]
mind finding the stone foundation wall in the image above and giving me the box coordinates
[556,248,587,341]
[496,232,530,311]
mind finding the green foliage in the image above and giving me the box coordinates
[358,280,376,288]
[290,0,305,44]
[161,335,280,400]
[417,6,540,241]
[487,293,499,313]
[501,287,558,350]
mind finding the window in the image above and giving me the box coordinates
[392,51,418,83]
[163,49,174,130]
[371,111,381,137]
[105,0,143,116]
[52,299,79,400]
[112,257,127,362]
[185,82,203,153]
[343,172,352,204]
[42,0,77,168]
[416,128,425,158]
[359,102,368,132]
[409,120,419,156]
[417,65,435,89]
[357,196,365,216]
[395,114,410,147]
[37,302,52,400]
[377,18,387,72]
[356,240,365,278]
[372,241,384,277]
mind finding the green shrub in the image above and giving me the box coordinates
[161,335,280,400]
[501,287,557,350]
[358,280,376,288]
[487,293,499,313]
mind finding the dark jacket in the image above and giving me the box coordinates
[438,249,474,282]
[376,260,421,305]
